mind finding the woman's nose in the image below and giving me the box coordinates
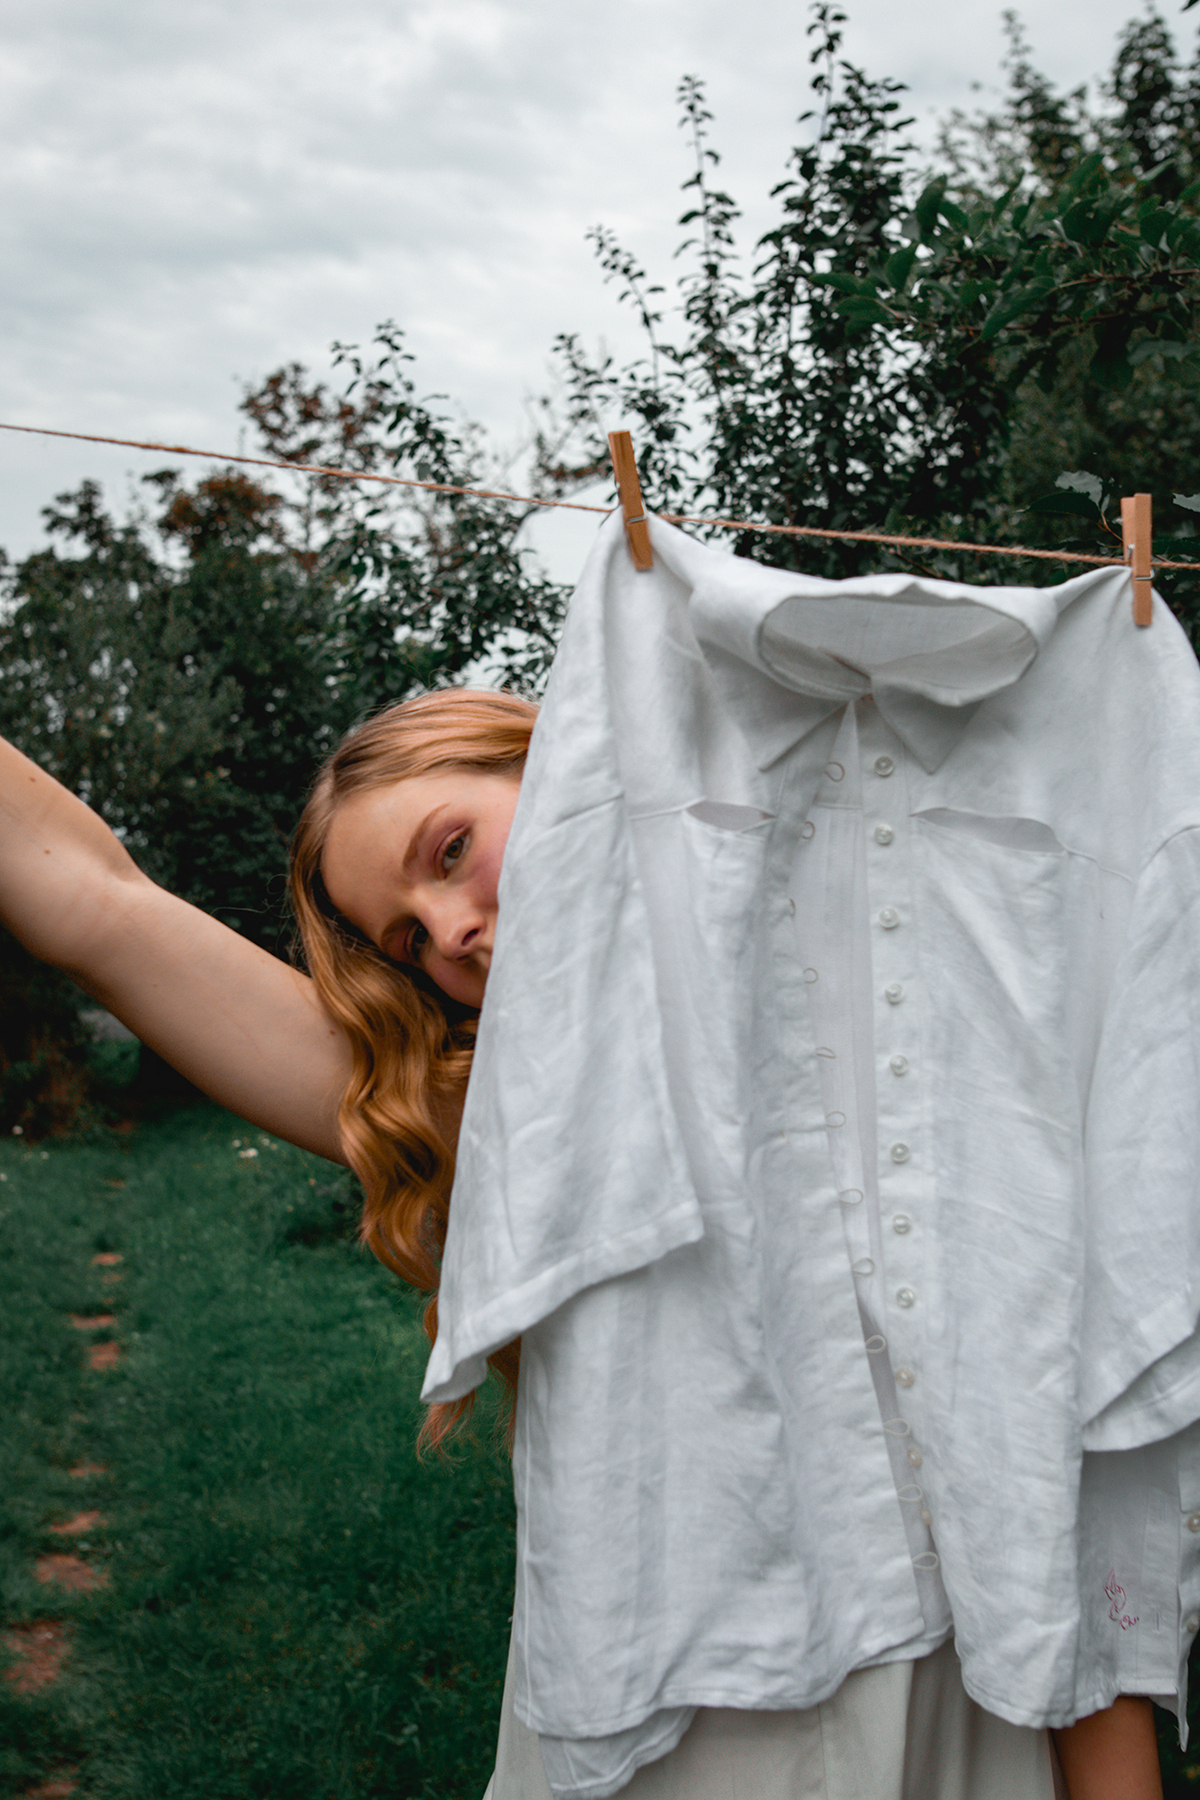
[427,899,483,959]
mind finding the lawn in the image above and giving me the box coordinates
[6,1078,1200,1800]
[0,1084,515,1800]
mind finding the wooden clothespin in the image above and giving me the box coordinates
[1121,493,1153,627]
[608,430,653,570]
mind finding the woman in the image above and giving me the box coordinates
[0,687,1162,1798]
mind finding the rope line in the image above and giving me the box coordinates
[2,418,1195,573]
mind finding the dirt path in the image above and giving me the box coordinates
[4,1251,125,1797]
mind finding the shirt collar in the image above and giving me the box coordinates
[649,517,1103,773]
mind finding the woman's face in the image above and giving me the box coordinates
[321,768,522,1008]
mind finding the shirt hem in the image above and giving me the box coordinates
[421,1196,705,1402]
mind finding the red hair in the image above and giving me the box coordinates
[289,689,537,1451]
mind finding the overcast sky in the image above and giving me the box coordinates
[1,0,1188,579]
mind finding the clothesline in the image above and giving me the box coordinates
[2,418,1197,573]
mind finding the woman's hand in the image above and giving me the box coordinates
[0,735,351,1161]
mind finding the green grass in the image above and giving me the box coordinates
[7,1087,1200,1798]
[0,1099,515,1799]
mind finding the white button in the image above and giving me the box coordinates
[801,820,815,840]
[875,755,895,777]
[1189,1514,1200,1533]
[875,825,894,845]
[891,1143,911,1163]
[919,1505,933,1525]
[804,968,819,984]
[895,1366,915,1388]
[825,761,844,782]
[885,983,904,1004]
[879,907,900,930]
[897,1287,916,1308]
[1187,1615,1200,1635]
[907,1447,923,1468]
[892,1214,912,1235]
[890,1055,909,1076]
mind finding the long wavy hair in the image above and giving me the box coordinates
[289,688,538,1451]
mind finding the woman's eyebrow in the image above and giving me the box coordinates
[401,806,447,878]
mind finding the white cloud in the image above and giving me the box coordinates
[0,0,1183,571]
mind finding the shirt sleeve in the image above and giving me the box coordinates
[1081,827,1200,1452]
[420,518,706,1406]
[420,798,704,1406]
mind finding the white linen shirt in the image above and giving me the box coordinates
[423,513,1200,1797]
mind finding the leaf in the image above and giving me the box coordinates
[1056,471,1104,506]
[884,246,917,290]
[978,280,1054,342]
[810,272,868,296]
[1128,338,1194,366]
[913,180,947,237]
[1026,493,1103,520]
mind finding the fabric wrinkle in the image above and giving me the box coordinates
[438,510,1200,1796]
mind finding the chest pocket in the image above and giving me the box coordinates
[626,802,774,1156]
[913,807,1062,855]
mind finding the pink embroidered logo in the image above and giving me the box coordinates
[1105,1570,1139,1631]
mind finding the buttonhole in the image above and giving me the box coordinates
[865,1335,888,1354]
[883,1418,912,1437]
[897,1485,923,1503]
[913,1552,940,1571]
[838,1189,864,1206]
[825,1111,846,1128]
[852,1258,875,1276]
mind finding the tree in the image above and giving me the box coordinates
[239,326,570,704]
[534,6,1200,628]
[0,473,349,951]
[0,342,573,1130]
[5,2,1199,1132]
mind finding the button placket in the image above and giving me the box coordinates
[790,771,874,1286]
[859,711,924,1366]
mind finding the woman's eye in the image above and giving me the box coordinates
[409,923,430,959]
[442,834,466,868]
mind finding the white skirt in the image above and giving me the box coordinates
[482,1639,1065,1800]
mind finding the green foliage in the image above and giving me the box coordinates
[241,325,569,704]
[0,1105,514,1798]
[536,4,1200,629]
[6,2,1200,1136]
[0,346,572,1130]
[0,474,352,951]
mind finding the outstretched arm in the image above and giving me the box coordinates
[0,736,351,1162]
